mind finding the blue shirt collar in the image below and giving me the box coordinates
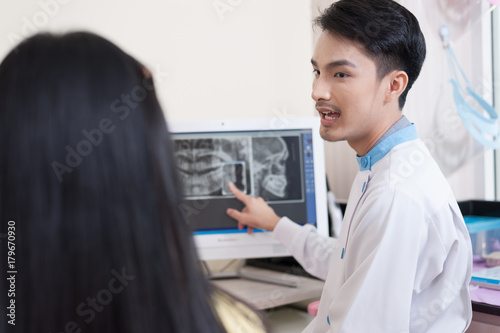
[356,120,418,171]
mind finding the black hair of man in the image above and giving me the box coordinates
[315,0,426,109]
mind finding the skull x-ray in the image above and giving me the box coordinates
[174,135,302,202]
[171,127,314,233]
[252,137,289,199]
[251,136,302,201]
[174,138,250,198]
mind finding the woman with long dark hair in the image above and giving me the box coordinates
[0,32,265,333]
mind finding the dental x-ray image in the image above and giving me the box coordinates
[174,137,251,198]
[173,135,303,202]
[221,162,247,195]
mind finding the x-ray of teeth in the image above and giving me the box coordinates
[221,162,246,195]
[174,138,251,198]
[172,130,312,232]
[174,134,303,202]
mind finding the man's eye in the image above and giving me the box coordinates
[334,72,348,78]
[312,69,320,76]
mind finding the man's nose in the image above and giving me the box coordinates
[311,76,332,102]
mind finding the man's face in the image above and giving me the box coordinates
[311,31,389,152]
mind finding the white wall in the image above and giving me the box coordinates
[1,0,495,202]
[0,0,315,123]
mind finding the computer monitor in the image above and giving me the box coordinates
[168,117,329,261]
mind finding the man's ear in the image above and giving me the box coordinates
[383,70,408,105]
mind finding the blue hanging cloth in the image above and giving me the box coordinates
[440,24,500,149]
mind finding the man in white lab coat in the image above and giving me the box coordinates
[226,0,473,332]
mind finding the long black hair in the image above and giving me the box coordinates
[0,32,225,332]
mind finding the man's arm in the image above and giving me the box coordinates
[226,182,336,280]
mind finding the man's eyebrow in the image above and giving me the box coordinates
[310,58,357,69]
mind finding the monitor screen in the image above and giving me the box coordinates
[169,117,329,261]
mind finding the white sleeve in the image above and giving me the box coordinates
[272,217,338,280]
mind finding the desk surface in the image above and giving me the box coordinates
[212,266,324,310]
[212,264,500,330]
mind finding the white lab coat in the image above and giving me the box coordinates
[273,132,472,332]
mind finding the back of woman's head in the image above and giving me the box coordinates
[0,32,223,333]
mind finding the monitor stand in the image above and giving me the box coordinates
[202,259,297,288]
